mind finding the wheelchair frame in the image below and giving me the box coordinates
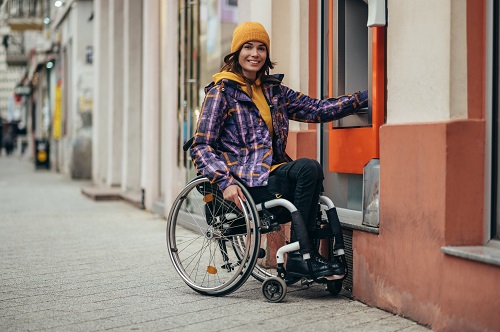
[166,176,348,302]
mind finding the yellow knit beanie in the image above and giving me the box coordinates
[231,22,270,54]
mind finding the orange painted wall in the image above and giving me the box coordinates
[467,0,486,120]
[353,120,500,331]
[285,130,318,160]
[350,1,499,330]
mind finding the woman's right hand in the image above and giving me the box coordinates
[222,184,246,210]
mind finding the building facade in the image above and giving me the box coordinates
[2,0,498,330]
[91,1,500,330]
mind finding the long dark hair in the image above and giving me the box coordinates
[220,48,276,97]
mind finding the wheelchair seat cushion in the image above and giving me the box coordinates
[246,176,295,225]
[194,174,295,225]
[246,176,295,204]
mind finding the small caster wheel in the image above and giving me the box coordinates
[326,279,343,295]
[262,277,287,303]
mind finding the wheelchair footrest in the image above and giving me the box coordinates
[312,227,334,239]
[260,221,280,234]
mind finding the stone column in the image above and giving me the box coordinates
[141,0,160,210]
[161,0,180,214]
[106,0,124,186]
[122,0,143,193]
[92,0,109,184]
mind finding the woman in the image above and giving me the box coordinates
[190,22,368,279]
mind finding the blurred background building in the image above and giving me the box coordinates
[0,0,498,331]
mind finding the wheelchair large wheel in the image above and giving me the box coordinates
[166,177,261,296]
[232,211,308,286]
[254,226,291,282]
[233,223,297,283]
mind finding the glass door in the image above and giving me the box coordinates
[178,0,201,184]
[177,0,238,184]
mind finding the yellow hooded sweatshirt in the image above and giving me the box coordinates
[212,71,273,137]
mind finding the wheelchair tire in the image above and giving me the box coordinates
[233,223,293,283]
[166,176,261,296]
[233,211,321,285]
[262,277,287,303]
[326,279,343,295]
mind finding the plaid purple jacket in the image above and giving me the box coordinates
[190,74,368,191]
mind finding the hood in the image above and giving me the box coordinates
[212,71,263,87]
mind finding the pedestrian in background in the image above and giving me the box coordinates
[3,121,17,156]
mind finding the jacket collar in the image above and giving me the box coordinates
[204,74,284,102]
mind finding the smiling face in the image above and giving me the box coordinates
[238,41,267,81]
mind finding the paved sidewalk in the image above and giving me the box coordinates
[0,157,430,332]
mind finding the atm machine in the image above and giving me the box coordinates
[321,0,386,227]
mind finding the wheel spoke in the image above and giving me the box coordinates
[166,177,260,295]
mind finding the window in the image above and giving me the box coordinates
[177,0,238,183]
[322,0,369,212]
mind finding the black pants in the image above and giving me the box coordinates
[247,158,324,233]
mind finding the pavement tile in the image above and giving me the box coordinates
[0,158,430,332]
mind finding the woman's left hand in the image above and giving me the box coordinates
[358,90,369,108]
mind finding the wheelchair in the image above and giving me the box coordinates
[166,172,349,303]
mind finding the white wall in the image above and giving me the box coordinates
[56,1,93,177]
[238,0,309,131]
[73,0,94,137]
[141,0,160,210]
[106,0,124,186]
[93,0,110,184]
[386,0,467,124]
[161,0,181,214]
[122,0,143,193]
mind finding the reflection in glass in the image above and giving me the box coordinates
[178,0,238,184]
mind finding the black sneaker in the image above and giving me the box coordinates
[314,252,346,277]
[309,239,346,277]
[285,251,338,279]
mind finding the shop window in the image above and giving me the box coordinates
[177,0,238,183]
[322,0,385,220]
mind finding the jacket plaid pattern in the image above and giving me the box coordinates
[190,74,368,191]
